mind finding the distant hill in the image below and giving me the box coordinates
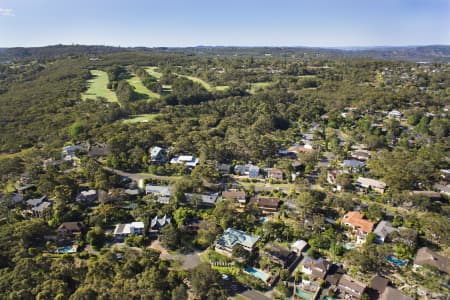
[1,44,449,62]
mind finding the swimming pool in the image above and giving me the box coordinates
[245,267,270,282]
[56,246,76,254]
[295,288,313,300]
[260,217,268,223]
[387,255,408,267]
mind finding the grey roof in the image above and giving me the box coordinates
[32,201,51,212]
[26,196,46,207]
[343,159,365,168]
[145,185,171,196]
[216,228,260,249]
[374,221,396,240]
[356,177,387,190]
[150,214,171,229]
[185,193,218,206]
[124,189,140,196]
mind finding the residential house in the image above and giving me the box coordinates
[287,145,313,157]
[291,240,308,255]
[388,110,402,119]
[370,276,389,298]
[76,190,97,203]
[350,150,370,161]
[26,195,47,208]
[355,177,387,194]
[343,159,365,173]
[222,190,246,207]
[217,163,231,175]
[379,287,413,300]
[56,222,85,241]
[16,184,35,194]
[337,274,367,299]
[263,243,297,269]
[145,184,171,204]
[327,170,344,191]
[148,146,167,163]
[150,214,171,233]
[325,264,345,286]
[32,201,52,217]
[170,155,199,167]
[215,228,260,257]
[373,221,396,244]
[185,193,219,207]
[302,257,331,279]
[113,221,145,240]
[234,164,260,178]
[249,197,280,213]
[267,168,284,181]
[62,145,83,161]
[413,247,450,274]
[341,211,375,244]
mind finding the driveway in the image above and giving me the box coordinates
[149,240,203,270]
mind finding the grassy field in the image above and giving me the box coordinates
[144,67,163,79]
[249,82,273,94]
[0,147,34,160]
[180,74,230,92]
[82,70,118,103]
[126,74,160,99]
[122,114,161,124]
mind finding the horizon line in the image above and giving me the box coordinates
[1,43,450,50]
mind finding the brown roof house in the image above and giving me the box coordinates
[413,247,450,274]
[250,197,280,213]
[341,211,375,244]
[379,287,413,300]
[262,243,297,269]
[267,168,284,181]
[302,257,331,279]
[56,222,85,241]
[338,274,367,299]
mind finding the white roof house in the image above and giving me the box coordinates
[170,155,199,167]
[113,221,145,237]
[215,228,260,254]
[291,240,308,254]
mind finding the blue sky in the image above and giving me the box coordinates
[0,0,449,47]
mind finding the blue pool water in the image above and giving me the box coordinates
[260,217,268,223]
[245,267,270,281]
[56,246,75,254]
[295,288,313,300]
[387,255,408,267]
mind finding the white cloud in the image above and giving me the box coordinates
[0,8,15,17]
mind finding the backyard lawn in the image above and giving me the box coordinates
[81,70,118,103]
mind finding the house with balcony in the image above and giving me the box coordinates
[215,228,260,257]
[341,211,375,244]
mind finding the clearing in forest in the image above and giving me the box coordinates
[122,114,161,124]
[126,74,160,99]
[249,82,273,94]
[81,70,118,103]
[179,74,229,92]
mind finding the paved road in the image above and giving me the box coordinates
[103,166,179,182]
